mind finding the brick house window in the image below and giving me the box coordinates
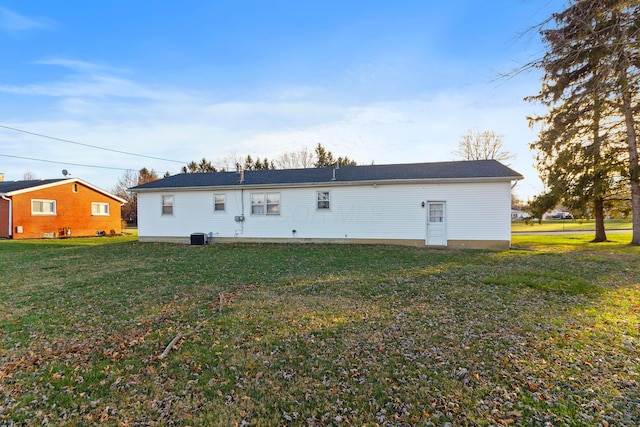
[32,199,56,215]
[92,202,110,216]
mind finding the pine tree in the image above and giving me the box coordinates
[528,0,640,244]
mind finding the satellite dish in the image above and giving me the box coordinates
[62,169,69,177]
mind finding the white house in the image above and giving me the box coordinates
[131,160,523,249]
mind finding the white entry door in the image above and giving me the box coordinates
[426,201,446,246]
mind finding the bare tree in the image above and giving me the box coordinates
[23,171,36,180]
[112,168,159,225]
[215,154,245,172]
[275,148,315,169]
[452,129,514,164]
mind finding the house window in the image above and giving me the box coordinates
[266,193,280,215]
[251,193,264,215]
[162,195,174,215]
[317,191,330,210]
[92,202,110,216]
[72,183,78,193]
[251,193,280,215]
[32,199,56,215]
[214,194,225,212]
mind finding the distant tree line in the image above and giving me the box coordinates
[114,144,358,225]
[180,143,357,173]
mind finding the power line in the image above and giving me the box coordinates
[0,153,135,171]
[0,124,188,164]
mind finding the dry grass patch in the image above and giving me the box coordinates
[0,237,638,425]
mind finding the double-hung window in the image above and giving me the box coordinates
[162,195,174,215]
[214,194,225,212]
[32,199,56,215]
[251,193,280,215]
[251,193,264,215]
[317,191,330,210]
[266,193,280,215]
[92,202,110,216]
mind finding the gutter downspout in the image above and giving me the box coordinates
[1,195,11,238]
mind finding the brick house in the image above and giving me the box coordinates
[0,177,126,239]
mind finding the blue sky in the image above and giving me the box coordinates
[0,1,567,200]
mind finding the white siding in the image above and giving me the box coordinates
[137,180,512,244]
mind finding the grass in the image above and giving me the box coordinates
[511,219,633,233]
[0,234,639,426]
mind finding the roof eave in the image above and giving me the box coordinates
[4,178,127,203]
[131,175,523,193]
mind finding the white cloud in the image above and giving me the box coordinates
[35,58,130,74]
[0,61,543,199]
[0,74,178,101]
[0,7,54,35]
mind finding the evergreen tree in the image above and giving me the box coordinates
[313,143,357,167]
[314,143,335,168]
[528,0,640,244]
[181,158,216,173]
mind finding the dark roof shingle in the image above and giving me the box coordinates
[0,179,67,194]
[131,160,523,191]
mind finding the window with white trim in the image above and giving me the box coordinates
[317,191,330,210]
[214,194,225,212]
[251,192,280,215]
[32,199,56,215]
[266,193,280,215]
[92,202,110,216]
[162,195,174,215]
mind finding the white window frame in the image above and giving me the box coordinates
[31,199,56,215]
[266,193,280,215]
[214,194,225,212]
[251,193,264,215]
[251,192,280,215]
[162,195,174,216]
[317,191,330,210]
[91,202,110,216]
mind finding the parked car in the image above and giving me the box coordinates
[551,212,573,219]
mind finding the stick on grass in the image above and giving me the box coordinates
[159,332,183,359]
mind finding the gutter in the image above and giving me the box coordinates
[1,194,11,238]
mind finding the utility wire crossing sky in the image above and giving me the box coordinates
[0,1,567,199]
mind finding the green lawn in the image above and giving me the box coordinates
[1,235,638,426]
[512,219,633,233]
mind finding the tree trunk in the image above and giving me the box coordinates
[614,9,640,245]
[592,197,608,242]
[591,94,607,243]
[621,92,640,245]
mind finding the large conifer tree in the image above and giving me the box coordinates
[529,0,640,244]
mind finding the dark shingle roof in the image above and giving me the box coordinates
[131,160,523,191]
[0,179,67,194]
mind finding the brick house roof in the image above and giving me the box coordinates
[0,179,67,193]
